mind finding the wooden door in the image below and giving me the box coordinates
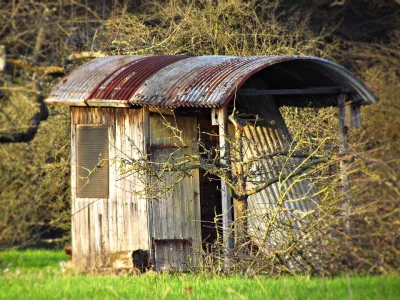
[148,114,201,271]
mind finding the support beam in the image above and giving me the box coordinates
[238,86,352,96]
[343,100,362,128]
[0,45,5,72]
[213,107,233,251]
[143,107,155,264]
[338,94,351,235]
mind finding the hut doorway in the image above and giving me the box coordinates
[198,118,223,250]
[148,114,201,271]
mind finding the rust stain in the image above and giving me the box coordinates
[88,56,189,102]
[48,56,143,103]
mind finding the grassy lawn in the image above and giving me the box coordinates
[0,250,399,300]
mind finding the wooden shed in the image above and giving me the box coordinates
[45,55,377,271]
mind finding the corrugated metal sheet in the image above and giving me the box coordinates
[88,56,189,102]
[45,55,378,108]
[46,56,143,106]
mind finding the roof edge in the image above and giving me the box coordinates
[220,56,379,108]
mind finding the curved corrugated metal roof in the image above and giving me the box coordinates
[45,55,378,108]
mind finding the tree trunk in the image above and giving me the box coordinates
[233,198,247,247]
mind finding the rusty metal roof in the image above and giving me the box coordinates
[45,55,378,108]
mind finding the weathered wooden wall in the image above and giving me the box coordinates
[71,107,149,270]
[148,114,201,271]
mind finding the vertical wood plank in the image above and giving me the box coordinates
[110,108,151,253]
[99,199,106,262]
[192,165,201,267]
[94,199,105,267]
[76,198,82,268]
[82,198,89,269]
[142,107,151,251]
[115,109,124,252]
[70,108,79,268]
[124,112,132,250]
[216,106,233,250]
[88,199,95,268]
[138,107,149,250]
[110,109,119,253]
[344,102,362,128]
[92,199,99,267]
[109,198,117,252]
[107,109,116,253]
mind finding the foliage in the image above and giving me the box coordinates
[0,110,71,249]
[344,52,400,274]
[100,0,338,57]
[0,0,110,248]
[281,32,400,274]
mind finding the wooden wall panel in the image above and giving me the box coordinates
[70,107,149,270]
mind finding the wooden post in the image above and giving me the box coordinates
[212,107,233,251]
[70,108,79,269]
[142,107,154,262]
[0,45,5,72]
[338,94,351,235]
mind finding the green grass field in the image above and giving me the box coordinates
[0,249,398,300]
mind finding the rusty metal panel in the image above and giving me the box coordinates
[46,55,378,108]
[47,56,143,105]
[130,56,233,107]
[128,55,376,108]
[89,56,189,101]
[76,125,109,198]
[130,55,275,107]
